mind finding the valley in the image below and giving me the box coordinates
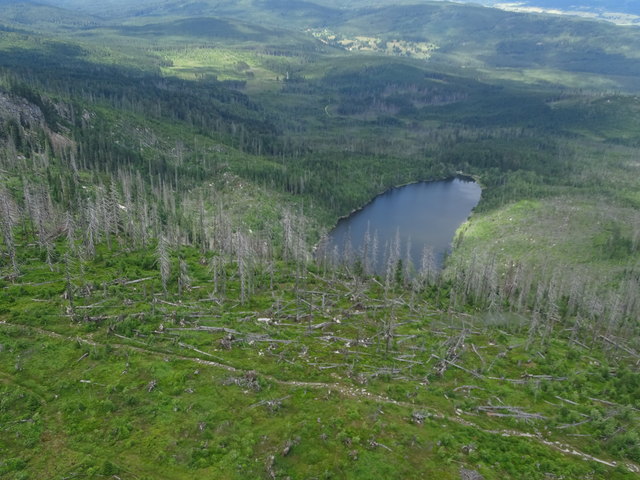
[0,1,639,479]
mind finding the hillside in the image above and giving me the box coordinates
[19,0,640,92]
[1,1,640,479]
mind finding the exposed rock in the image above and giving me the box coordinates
[0,92,45,126]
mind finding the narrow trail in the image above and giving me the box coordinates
[2,320,638,473]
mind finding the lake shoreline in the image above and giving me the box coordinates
[327,172,481,231]
[316,175,482,271]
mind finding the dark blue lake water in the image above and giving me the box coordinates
[319,177,481,274]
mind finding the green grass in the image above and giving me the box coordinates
[1,3,640,478]
[1,239,639,479]
[454,196,639,266]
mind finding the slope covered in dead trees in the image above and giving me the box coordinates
[1,3,640,478]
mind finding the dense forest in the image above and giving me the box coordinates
[1,1,640,479]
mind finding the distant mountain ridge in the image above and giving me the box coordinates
[488,0,640,25]
[500,0,640,16]
[19,0,640,19]
[2,0,640,92]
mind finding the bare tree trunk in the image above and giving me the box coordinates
[385,229,400,294]
[0,187,19,276]
[157,234,171,297]
[178,257,191,297]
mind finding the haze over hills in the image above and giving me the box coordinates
[0,0,639,478]
[28,0,640,22]
[4,0,640,91]
[485,0,640,16]
[487,0,640,25]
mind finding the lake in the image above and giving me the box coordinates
[318,177,481,275]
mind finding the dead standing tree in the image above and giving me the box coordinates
[156,234,171,297]
[235,231,254,304]
[384,229,401,295]
[282,208,309,264]
[24,182,56,269]
[177,257,191,297]
[0,186,20,276]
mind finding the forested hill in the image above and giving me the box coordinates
[9,0,640,91]
[1,1,640,479]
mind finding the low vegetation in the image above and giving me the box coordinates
[1,1,640,478]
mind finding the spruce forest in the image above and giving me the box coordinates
[1,0,640,479]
